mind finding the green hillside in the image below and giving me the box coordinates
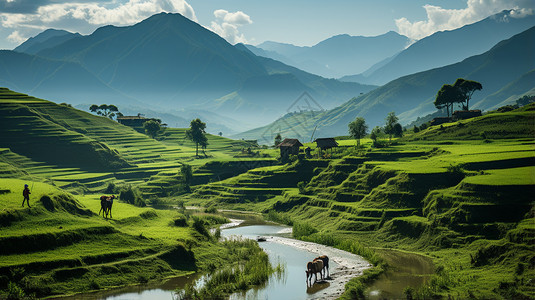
[184,108,535,299]
[0,88,278,298]
[238,26,535,141]
[0,87,264,196]
[1,87,533,299]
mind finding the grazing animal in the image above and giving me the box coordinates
[305,259,324,285]
[99,195,115,218]
[106,195,115,219]
[99,195,108,217]
[314,255,330,278]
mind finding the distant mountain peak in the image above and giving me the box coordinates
[14,28,80,54]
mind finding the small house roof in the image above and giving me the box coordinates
[277,138,303,148]
[117,116,147,120]
[314,138,338,148]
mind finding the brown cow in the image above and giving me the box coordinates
[314,255,330,278]
[305,259,324,285]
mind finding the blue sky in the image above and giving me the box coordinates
[0,0,533,49]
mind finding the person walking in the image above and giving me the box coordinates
[22,184,31,208]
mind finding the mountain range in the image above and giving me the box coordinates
[3,10,534,139]
[246,31,410,78]
[340,10,535,85]
[237,25,535,142]
[4,12,373,131]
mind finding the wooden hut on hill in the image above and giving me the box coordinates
[314,138,338,157]
[452,110,482,121]
[117,115,148,127]
[277,138,303,159]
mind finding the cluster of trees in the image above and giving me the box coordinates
[434,78,482,117]
[348,111,403,146]
[516,95,535,107]
[89,104,122,119]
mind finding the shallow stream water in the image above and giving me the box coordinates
[52,214,433,300]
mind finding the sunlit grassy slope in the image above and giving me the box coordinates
[0,87,268,195]
[183,106,535,299]
[0,178,245,297]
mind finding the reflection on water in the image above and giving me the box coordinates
[223,224,336,300]
[366,249,435,299]
[50,274,201,300]
[52,211,433,300]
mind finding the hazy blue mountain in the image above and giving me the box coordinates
[36,13,267,106]
[237,26,535,141]
[344,10,535,85]
[14,29,80,55]
[0,50,138,106]
[3,12,375,131]
[252,31,410,78]
[242,44,297,67]
[25,13,372,128]
[475,69,535,110]
[211,51,377,125]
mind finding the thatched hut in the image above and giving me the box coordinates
[277,138,303,159]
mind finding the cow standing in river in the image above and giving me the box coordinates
[314,255,330,278]
[306,259,324,285]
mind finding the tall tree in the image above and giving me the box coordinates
[348,117,368,147]
[186,118,207,157]
[454,78,482,110]
[434,84,463,117]
[384,111,399,141]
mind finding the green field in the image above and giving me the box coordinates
[1,88,534,299]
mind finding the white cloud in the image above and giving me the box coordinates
[0,0,197,47]
[395,0,535,41]
[7,30,25,44]
[210,9,252,44]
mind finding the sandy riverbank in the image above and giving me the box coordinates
[269,236,372,300]
[222,220,372,300]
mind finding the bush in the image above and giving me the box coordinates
[6,282,25,300]
[293,222,317,238]
[191,216,210,238]
[404,286,415,300]
[119,185,146,207]
[373,139,387,148]
[174,215,188,227]
[204,206,217,214]
[297,181,307,194]
[105,182,117,194]
[413,125,420,133]
[419,123,428,131]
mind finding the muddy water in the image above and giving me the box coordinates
[366,249,435,299]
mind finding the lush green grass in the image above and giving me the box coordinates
[1,87,534,298]
[0,87,276,199]
[463,166,535,185]
[182,118,534,299]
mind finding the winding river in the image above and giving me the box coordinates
[53,214,433,299]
